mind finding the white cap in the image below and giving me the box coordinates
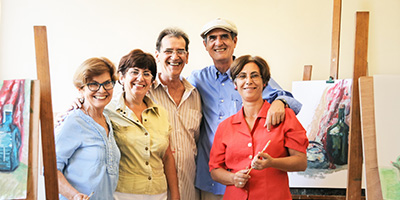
[200,18,238,38]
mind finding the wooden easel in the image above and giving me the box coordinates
[22,80,41,200]
[33,26,59,200]
[292,7,369,200]
[358,76,383,200]
[346,11,369,200]
[301,0,341,82]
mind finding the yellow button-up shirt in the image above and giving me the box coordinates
[105,93,171,195]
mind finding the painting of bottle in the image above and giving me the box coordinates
[326,104,349,165]
[0,104,22,171]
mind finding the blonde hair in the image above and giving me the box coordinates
[73,57,117,89]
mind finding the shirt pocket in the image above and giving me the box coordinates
[231,94,243,112]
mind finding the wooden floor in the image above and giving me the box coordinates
[292,195,347,199]
[293,195,366,200]
[291,188,366,200]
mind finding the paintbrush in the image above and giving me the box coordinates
[246,140,271,175]
[87,192,94,200]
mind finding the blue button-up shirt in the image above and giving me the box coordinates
[55,109,120,200]
[188,65,302,195]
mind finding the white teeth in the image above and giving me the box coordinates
[133,83,145,87]
[168,62,180,66]
[215,49,225,52]
[94,96,107,100]
[244,87,257,90]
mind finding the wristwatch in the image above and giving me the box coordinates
[278,99,289,108]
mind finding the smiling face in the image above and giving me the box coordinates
[235,62,265,103]
[79,72,114,110]
[156,36,188,79]
[203,28,237,66]
[120,67,153,98]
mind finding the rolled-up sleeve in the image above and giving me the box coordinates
[55,119,81,172]
[265,78,303,115]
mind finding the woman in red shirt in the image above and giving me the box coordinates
[209,55,308,200]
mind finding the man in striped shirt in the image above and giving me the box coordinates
[148,27,202,200]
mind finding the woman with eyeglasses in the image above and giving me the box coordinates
[208,55,308,200]
[55,57,121,200]
[106,49,179,200]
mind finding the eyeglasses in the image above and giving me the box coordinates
[163,49,187,56]
[86,80,115,92]
[129,70,153,80]
[236,72,262,81]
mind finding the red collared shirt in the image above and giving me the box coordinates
[209,101,308,200]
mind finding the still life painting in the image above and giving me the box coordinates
[0,79,31,199]
[288,79,352,188]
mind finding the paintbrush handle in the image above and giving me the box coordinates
[246,140,271,175]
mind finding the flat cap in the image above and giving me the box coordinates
[200,18,238,38]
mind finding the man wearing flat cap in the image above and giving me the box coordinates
[187,18,302,200]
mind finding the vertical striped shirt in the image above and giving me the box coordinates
[148,75,202,200]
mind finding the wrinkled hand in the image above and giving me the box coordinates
[72,192,90,200]
[71,97,84,110]
[251,152,273,170]
[264,100,286,131]
[233,169,250,188]
[54,111,68,128]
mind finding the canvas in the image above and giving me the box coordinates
[288,79,352,188]
[373,75,400,199]
[0,80,31,199]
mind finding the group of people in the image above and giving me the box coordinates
[55,18,309,200]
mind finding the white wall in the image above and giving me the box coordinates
[1,0,399,198]
[1,0,400,113]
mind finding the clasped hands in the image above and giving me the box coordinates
[233,152,274,188]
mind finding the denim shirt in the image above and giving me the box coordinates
[55,109,120,200]
[187,65,302,195]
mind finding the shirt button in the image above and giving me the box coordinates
[221,83,225,86]
[219,116,223,119]
[145,132,148,136]
[144,119,147,122]
[148,176,152,180]
[248,143,252,147]
[146,161,149,165]
[249,155,253,159]
[220,100,224,103]
[145,147,149,151]
[212,183,214,186]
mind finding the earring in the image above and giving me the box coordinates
[234,86,237,90]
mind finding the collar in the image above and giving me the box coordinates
[114,91,160,117]
[152,73,196,92]
[212,65,233,81]
[232,100,270,124]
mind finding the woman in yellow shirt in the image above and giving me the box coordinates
[106,49,179,200]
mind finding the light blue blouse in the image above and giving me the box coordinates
[55,109,120,200]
